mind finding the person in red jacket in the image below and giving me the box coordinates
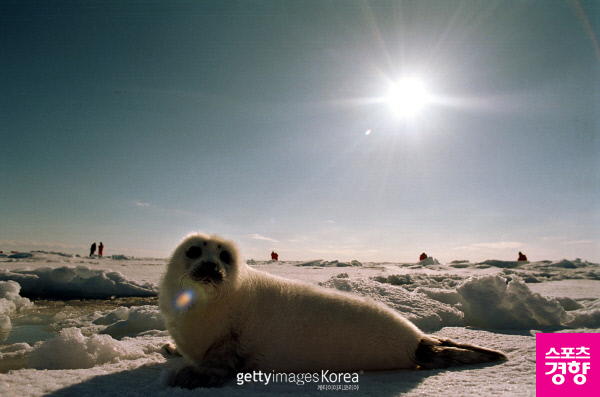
[419,252,428,261]
[518,251,528,261]
[98,242,104,257]
[271,251,279,261]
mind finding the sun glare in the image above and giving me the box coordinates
[386,77,431,118]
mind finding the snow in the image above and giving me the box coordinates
[0,281,33,340]
[28,328,144,370]
[99,306,166,338]
[0,266,157,299]
[0,251,599,396]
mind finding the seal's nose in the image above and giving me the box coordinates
[190,261,223,282]
[202,261,219,272]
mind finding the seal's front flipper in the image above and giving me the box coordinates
[415,337,507,370]
[168,331,246,389]
[162,342,181,356]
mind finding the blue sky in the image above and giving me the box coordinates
[1,0,598,262]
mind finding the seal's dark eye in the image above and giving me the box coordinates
[219,250,232,265]
[185,246,202,259]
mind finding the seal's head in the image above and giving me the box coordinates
[162,234,240,306]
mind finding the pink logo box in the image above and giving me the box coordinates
[536,333,599,397]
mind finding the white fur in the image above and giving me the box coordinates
[159,233,428,372]
[159,233,505,387]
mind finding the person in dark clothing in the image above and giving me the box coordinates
[90,242,97,257]
[98,242,104,257]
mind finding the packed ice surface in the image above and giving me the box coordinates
[25,327,168,370]
[0,251,598,396]
[0,266,157,299]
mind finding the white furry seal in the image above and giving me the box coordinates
[159,233,506,388]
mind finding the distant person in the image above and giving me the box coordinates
[271,251,279,261]
[518,251,528,261]
[98,242,104,257]
[90,242,96,257]
[419,253,428,261]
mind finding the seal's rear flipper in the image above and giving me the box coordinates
[415,337,507,370]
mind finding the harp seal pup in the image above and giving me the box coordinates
[159,233,506,389]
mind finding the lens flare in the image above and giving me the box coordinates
[173,289,195,311]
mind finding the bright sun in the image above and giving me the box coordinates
[386,77,431,118]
